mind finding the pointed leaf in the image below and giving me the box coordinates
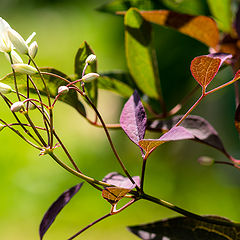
[190,53,232,89]
[39,183,83,240]
[125,8,162,100]
[0,68,86,116]
[128,215,240,240]
[75,41,98,105]
[120,90,147,145]
[147,115,228,156]
[103,172,140,189]
[139,126,195,157]
[207,0,232,33]
[120,10,219,48]
[98,71,135,97]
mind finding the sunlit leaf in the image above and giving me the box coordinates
[120,10,219,48]
[75,41,98,105]
[98,71,134,97]
[207,0,232,33]
[120,90,147,146]
[128,215,240,240]
[139,126,195,157]
[103,172,140,189]
[125,8,162,100]
[190,53,232,89]
[39,183,83,240]
[0,68,86,117]
[147,115,228,156]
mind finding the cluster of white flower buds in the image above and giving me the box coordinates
[0,82,13,94]
[0,17,38,74]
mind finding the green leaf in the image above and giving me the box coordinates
[0,68,86,117]
[97,0,165,14]
[128,215,240,240]
[75,41,98,105]
[207,0,232,33]
[125,8,162,100]
[162,0,210,15]
[98,71,135,97]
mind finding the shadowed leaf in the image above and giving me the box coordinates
[125,8,162,100]
[98,71,135,97]
[39,183,83,240]
[128,215,240,240]
[120,10,219,48]
[75,41,98,105]
[120,90,147,146]
[139,126,194,157]
[147,115,228,156]
[207,0,232,33]
[190,53,232,89]
[0,68,86,116]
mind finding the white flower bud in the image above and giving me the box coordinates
[4,50,23,64]
[11,101,24,112]
[8,28,28,54]
[82,73,100,82]
[85,54,96,64]
[198,156,214,166]
[12,63,38,75]
[28,41,38,59]
[0,32,13,53]
[0,82,13,94]
[58,86,69,95]
[0,124,4,131]
[24,101,36,110]
[26,32,36,45]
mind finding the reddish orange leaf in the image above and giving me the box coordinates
[118,10,219,48]
[102,187,131,205]
[138,139,165,157]
[190,53,232,89]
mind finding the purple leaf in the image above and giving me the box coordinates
[120,90,147,146]
[147,115,226,154]
[235,5,240,38]
[39,182,83,240]
[103,172,140,189]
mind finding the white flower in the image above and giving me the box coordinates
[11,101,24,112]
[0,82,13,94]
[28,41,38,59]
[0,17,13,53]
[4,50,23,64]
[12,63,38,75]
[82,73,100,82]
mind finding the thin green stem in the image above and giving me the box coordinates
[141,193,240,227]
[48,152,112,188]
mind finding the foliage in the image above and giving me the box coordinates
[1,1,240,239]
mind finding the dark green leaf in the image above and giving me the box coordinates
[75,41,98,105]
[125,8,162,100]
[0,68,86,117]
[207,0,232,32]
[98,71,135,97]
[128,215,240,240]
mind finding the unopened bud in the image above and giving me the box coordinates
[198,156,214,166]
[24,101,36,110]
[82,73,99,82]
[0,124,4,131]
[5,50,23,64]
[85,54,96,64]
[11,101,24,112]
[28,41,38,59]
[8,28,28,55]
[58,86,69,95]
[12,63,38,75]
[0,82,13,94]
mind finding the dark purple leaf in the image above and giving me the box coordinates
[139,126,195,157]
[147,115,227,154]
[128,215,240,240]
[39,182,83,240]
[235,5,240,39]
[235,104,240,134]
[103,172,140,189]
[120,90,147,146]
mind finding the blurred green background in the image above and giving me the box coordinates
[0,0,240,239]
